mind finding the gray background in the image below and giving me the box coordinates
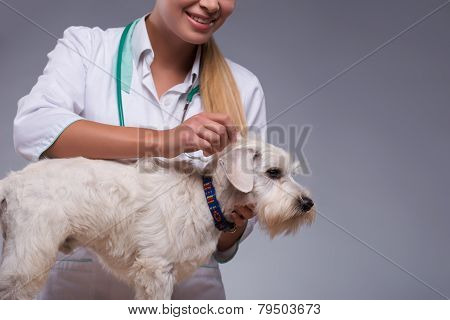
[1,0,449,299]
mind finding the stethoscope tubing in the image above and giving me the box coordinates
[116,19,202,160]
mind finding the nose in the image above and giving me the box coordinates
[199,0,220,14]
[299,196,314,212]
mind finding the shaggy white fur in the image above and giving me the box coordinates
[0,137,315,299]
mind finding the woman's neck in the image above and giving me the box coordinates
[146,12,197,74]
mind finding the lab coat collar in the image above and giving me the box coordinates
[131,13,201,86]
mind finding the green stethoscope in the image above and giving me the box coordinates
[116,18,200,127]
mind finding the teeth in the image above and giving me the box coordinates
[188,12,215,25]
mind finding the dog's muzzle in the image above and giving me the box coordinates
[297,196,314,213]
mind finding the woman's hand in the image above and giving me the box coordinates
[217,204,256,252]
[230,204,256,228]
[157,112,239,158]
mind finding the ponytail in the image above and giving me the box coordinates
[200,38,247,135]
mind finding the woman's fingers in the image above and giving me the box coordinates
[196,126,223,153]
[229,205,256,228]
[202,113,238,144]
[177,112,239,157]
[234,205,255,220]
[189,135,214,156]
[203,121,228,152]
[195,118,232,154]
[230,211,246,227]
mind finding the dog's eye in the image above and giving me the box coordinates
[266,168,282,179]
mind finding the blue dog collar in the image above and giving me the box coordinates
[202,176,236,233]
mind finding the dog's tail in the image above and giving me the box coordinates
[0,178,5,205]
[0,178,6,244]
[0,178,6,279]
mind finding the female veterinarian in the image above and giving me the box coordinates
[13,0,266,299]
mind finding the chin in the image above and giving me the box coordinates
[180,31,212,45]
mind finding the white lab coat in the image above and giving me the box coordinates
[13,13,267,299]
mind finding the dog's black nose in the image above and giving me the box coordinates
[300,196,314,212]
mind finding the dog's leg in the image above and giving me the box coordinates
[130,258,175,300]
[0,209,66,299]
[0,238,56,299]
[0,238,60,300]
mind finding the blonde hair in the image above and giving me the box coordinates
[200,38,247,134]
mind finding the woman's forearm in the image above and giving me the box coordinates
[42,119,162,160]
[42,112,238,160]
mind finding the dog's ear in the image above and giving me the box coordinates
[218,146,255,193]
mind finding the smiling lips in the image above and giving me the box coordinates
[185,11,218,28]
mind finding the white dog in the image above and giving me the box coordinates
[0,136,315,300]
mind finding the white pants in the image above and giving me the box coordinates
[36,247,226,300]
